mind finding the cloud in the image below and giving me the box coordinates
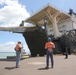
[0,0,30,27]
[0,41,16,52]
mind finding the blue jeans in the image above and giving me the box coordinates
[46,50,54,67]
[16,51,21,66]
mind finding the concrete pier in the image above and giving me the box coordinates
[0,54,76,75]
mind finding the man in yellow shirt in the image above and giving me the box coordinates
[45,37,55,69]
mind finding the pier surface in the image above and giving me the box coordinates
[0,55,76,75]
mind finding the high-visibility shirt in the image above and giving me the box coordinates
[45,42,55,52]
[15,43,22,51]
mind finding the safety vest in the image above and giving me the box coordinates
[15,43,21,51]
[45,42,55,52]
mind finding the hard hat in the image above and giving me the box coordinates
[18,40,21,43]
[48,37,52,41]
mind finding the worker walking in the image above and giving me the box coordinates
[14,40,22,68]
[45,37,55,69]
[64,46,69,59]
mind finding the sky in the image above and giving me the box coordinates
[0,0,76,53]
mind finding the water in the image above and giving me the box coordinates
[0,52,31,58]
[0,52,16,58]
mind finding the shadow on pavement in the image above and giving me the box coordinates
[38,67,48,70]
[5,66,16,70]
[38,67,53,70]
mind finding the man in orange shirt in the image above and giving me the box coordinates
[45,37,55,69]
[15,40,22,68]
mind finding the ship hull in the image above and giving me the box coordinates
[23,30,47,57]
[23,30,66,57]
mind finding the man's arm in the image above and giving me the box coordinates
[45,43,47,49]
[52,43,55,48]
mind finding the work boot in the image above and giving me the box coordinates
[51,66,53,68]
[16,65,20,68]
[45,66,49,69]
[64,56,68,59]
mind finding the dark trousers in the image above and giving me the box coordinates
[46,50,54,67]
[65,49,68,59]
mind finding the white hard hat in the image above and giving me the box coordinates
[18,40,21,43]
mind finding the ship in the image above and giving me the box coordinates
[0,4,76,56]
